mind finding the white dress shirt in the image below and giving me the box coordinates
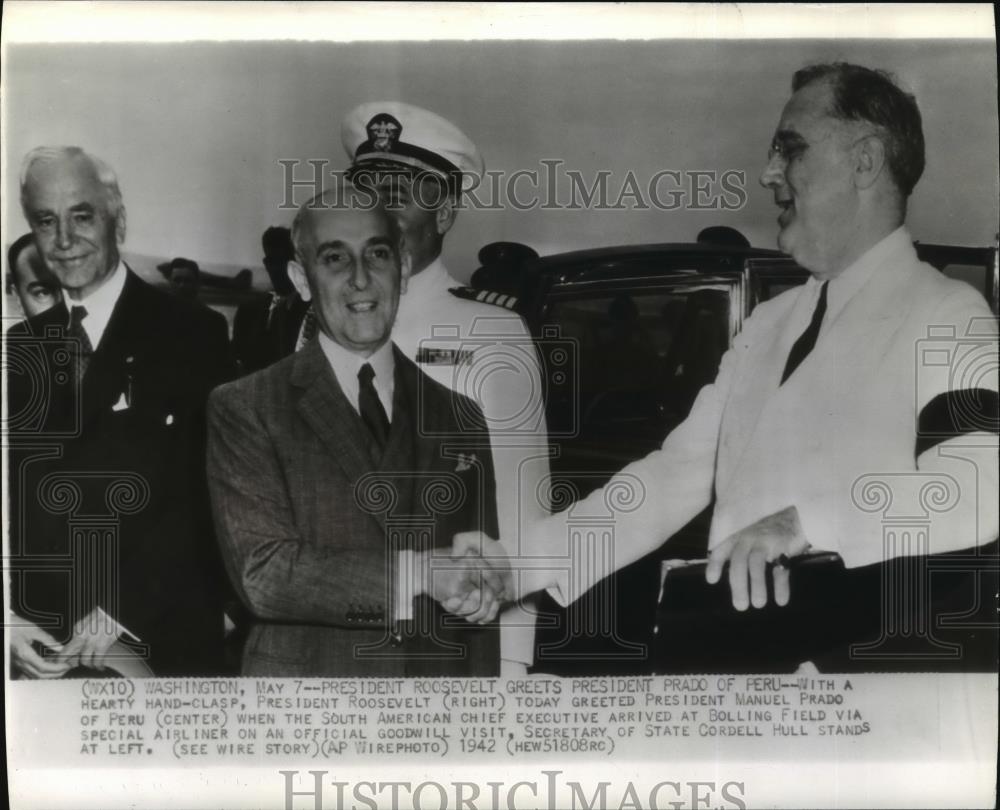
[317,331,395,418]
[66,259,127,348]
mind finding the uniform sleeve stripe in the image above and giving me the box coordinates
[447,286,521,311]
[916,388,999,456]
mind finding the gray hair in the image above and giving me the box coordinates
[290,178,400,261]
[792,63,925,198]
[20,146,124,216]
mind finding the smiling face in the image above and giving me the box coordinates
[289,206,407,357]
[759,80,862,278]
[21,154,124,301]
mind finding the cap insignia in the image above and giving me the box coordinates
[366,113,402,152]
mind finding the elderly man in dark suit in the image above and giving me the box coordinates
[7,146,234,677]
[206,181,503,677]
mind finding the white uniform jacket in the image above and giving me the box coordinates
[393,257,552,662]
[525,228,999,604]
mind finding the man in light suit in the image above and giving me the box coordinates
[206,181,503,677]
[7,146,234,677]
[461,63,998,663]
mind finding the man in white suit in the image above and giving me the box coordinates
[459,62,999,626]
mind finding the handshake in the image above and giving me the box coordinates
[416,532,515,624]
[412,505,815,621]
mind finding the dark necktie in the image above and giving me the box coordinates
[781,281,828,385]
[358,362,390,453]
[67,305,94,382]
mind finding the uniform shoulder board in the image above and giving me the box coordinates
[448,285,520,311]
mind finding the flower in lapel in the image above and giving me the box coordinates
[454,452,477,473]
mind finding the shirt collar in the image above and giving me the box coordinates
[823,226,911,326]
[316,331,395,418]
[66,260,127,348]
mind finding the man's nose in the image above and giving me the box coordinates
[349,261,371,290]
[759,154,784,189]
[55,215,75,250]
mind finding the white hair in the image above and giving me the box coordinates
[20,146,124,216]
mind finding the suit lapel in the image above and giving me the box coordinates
[393,346,436,476]
[78,269,147,425]
[292,342,376,505]
[717,299,794,486]
[722,253,913,489]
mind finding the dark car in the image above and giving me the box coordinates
[473,238,999,675]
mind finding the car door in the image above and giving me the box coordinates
[532,270,743,675]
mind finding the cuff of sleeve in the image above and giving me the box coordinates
[95,606,141,643]
[396,550,415,622]
[499,598,538,666]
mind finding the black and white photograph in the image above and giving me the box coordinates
[3,3,998,808]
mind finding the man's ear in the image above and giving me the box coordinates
[115,205,127,245]
[853,134,887,191]
[287,259,312,302]
[435,197,457,237]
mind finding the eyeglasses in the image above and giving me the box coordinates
[767,131,875,164]
[767,137,808,164]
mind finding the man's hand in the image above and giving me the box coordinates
[705,506,810,610]
[452,530,515,600]
[9,617,72,679]
[61,608,122,670]
[418,546,512,624]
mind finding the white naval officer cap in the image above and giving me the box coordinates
[341,101,484,193]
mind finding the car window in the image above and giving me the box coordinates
[541,284,732,494]
[939,263,989,298]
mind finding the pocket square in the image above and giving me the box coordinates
[111,393,130,412]
[454,452,476,472]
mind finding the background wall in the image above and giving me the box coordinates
[3,38,997,288]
